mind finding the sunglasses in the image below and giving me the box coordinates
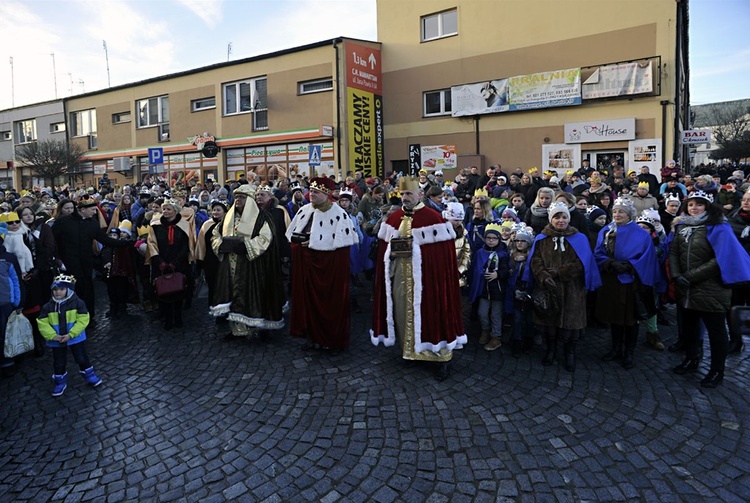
[7,220,20,224]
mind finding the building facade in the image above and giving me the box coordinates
[63,38,381,189]
[377,0,690,177]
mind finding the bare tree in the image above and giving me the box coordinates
[696,100,750,165]
[14,139,86,187]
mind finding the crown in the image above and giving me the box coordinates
[566,170,575,176]
[388,189,401,200]
[339,187,354,199]
[545,170,556,176]
[613,197,635,208]
[310,179,332,194]
[137,225,150,236]
[257,185,273,193]
[473,188,489,199]
[290,182,303,192]
[52,273,76,285]
[397,176,420,192]
[528,167,538,174]
[485,222,504,234]
[688,190,714,203]
[636,214,656,228]
[665,193,681,204]
[164,198,182,208]
[637,181,650,189]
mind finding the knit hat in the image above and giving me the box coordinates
[514,226,534,244]
[586,205,607,223]
[612,197,637,219]
[501,207,519,222]
[547,201,570,222]
[442,202,465,221]
[118,219,133,237]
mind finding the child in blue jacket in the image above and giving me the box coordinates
[37,274,102,397]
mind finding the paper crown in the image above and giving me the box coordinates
[442,202,465,221]
[636,214,656,229]
[528,167,539,174]
[484,222,504,236]
[473,188,489,199]
[665,193,682,204]
[137,225,150,237]
[51,274,76,289]
[397,176,420,192]
[310,177,336,194]
[0,212,19,223]
[290,182,303,193]
[388,189,402,200]
[545,170,557,177]
[687,190,714,203]
[256,185,273,193]
[566,170,575,176]
[339,187,354,199]
[418,169,428,176]
[637,181,650,189]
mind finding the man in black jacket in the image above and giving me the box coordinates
[52,199,131,322]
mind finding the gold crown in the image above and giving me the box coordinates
[397,176,420,192]
[566,170,575,176]
[389,189,402,199]
[473,188,489,199]
[137,225,150,236]
[485,222,504,235]
[309,180,331,194]
[528,167,538,174]
[256,185,273,193]
[637,181,650,189]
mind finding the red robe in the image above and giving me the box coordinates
[371,204,466,358]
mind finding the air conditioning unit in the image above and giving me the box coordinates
[113,157,136,173]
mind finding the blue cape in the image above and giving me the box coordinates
[594,220,658,287]
[522,231,602,291]
[705,223,750,285]
[468,245,509,303]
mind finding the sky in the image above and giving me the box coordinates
[0,0,747,111]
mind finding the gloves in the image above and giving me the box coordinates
[543,277,557,289]
[232,240,247,254]
[675,276,691,288]
[611,261,630,274]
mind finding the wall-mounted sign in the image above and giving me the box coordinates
[542,144,581,173]
[451,79,509,117]
[320,125,334,137]
[564,118,636,143]
[509,68,581,111]
[408,144,421,175]
[582,61,654,100]
[189,133,215,151]
[421,145,457,171]
[681,130,711,145]
[628,139,662,175]
[201,141,219,158]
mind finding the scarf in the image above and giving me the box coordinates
[674,212,709,228]
[6,226,34,273]
[530,204,549,217]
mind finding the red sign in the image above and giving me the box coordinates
[345,42,381,94]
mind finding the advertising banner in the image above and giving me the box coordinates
[542,144,581,173]
[628,139,661,175]
[582,61,653,100]
[345,41,384,178]
[420,145,457,171]
[451,79,509,117]
[509,68,581,111]
[564,118,636,143]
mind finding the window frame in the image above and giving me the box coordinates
[423,89,452,117]
[50,122,66,133]
[136,95,169,129]
[112,112,132,124]
[421,8,458,42]
[191,97,216,112]
[223,76,268,130]
[15,119,37,144]
[298,77,334,95]
[1,131,12,141]
[70,109,97,137]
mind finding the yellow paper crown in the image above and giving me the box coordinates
[397,176,420,192]
[473,188,489,199]
[137,225,150,237]
[501,220,515,229]
[485,222,503,235]
[388,189,401,199]
[528,167,538,174]
[566,170,575,176]
[637,181,650,189]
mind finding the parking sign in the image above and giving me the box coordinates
[148,147,164,165]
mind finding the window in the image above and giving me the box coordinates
[70,109,97,137]
[1,131,11,141]
[50,122,66,133]
[423,89,452,116]
[137,95,169,128]
[421,9,458,41]
[15,120,37,143]
[192,97,216,112]
[112,112,131,124]
[224,77,268,130]
[299,78,333,95]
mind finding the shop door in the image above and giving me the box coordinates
[592,151,627,172]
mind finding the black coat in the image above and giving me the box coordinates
[52,212,125,278]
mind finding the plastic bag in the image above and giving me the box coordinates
[4,310,34,358]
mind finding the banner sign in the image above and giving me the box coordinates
[509,68,581,111]
[681,130,711,145]
[420,145,457,171]
[451,79,509,117]
[345,41,384,178]
[408,144,421,175]
[564,117,636,143]
[582,61,653,100]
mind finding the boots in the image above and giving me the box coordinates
[435,361,452,382]
[79,367,103,387]
[672,358,699,375]
[700,370,724,388]
[728,337,744,354]
[563,341,576,372]
[602,329,623,361]
[51,373,68,397]
[478,330,491,345]
[542,335,557,366]
[622,326,638,369]
[646,332,665,350]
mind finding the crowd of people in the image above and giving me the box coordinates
[1,159,750,393]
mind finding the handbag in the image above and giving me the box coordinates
[154,271,187,299]
[633,284,657,321]
[531,288,559,316]
[4,310,34,358]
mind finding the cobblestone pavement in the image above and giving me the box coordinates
[1,279,750,502]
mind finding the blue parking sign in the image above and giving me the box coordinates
[308,145,321,166]
[148,147,164,165]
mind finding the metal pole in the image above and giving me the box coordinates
[51,53,58,98]
[103,40,111,87]
[227,43,232,61]
[9,57,14,107]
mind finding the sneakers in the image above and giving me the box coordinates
[478,330,491,345]
[646,332,665,350]
[484,337,502,351]
[79,367,103,387]
[51,373,68,397]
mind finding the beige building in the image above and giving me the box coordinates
[377,0,690,177]
[64,37,382,189]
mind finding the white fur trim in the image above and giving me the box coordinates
[370,329,395,347]
[227,312,285,330]
[209,302,232,316]
[286,204,358,251]
[411,221,456,246]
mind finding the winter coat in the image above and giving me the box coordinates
[625,193,659,214]
[37,290,89,347]
[523,206,549,235]
[728,208,750,254]
[148,214,192,279]
[669,221,731,312]
[52,212,125,279]
[452,225,471,287]
[529,225,587,329]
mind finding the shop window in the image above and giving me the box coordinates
[299,78,333,95]
[423,89,452,116]
[15,119,37,143]
[112,112,131,124]
[70,109,97,137]
[192,97,216,112]
[421,9,458,42]
[1,131,11,141]
[50,122,66,133]
[137,95,169,128]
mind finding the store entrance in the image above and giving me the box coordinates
[589,151,627,173]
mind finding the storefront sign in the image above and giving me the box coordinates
[681,130,711,145]
[201,141,219,158]
[628,139,661,175]
[509,68,581,111]
[409,144,421,175]
[189,133,216,151]
[420,145,457,171]
[582,61,653,100]
[451,79,509,117]
[564,118,636,143]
